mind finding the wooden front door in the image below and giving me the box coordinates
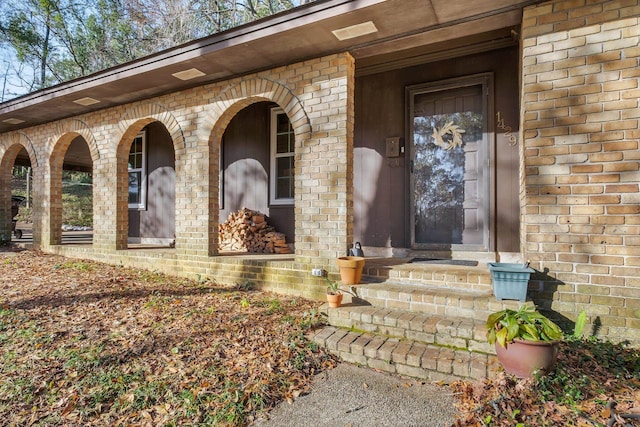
[408,74,493,251]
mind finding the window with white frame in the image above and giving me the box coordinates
[219,136,225,209]
[128,131,146,209]
[270,108,294,205]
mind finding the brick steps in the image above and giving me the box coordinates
[311,325,500,382]
[317,302,504,381]
[327,304,494,354]
[314,261,531,381]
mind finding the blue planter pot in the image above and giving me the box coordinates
[487,263,534,302]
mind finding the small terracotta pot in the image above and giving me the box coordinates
[337,256,365,285]
[326,292,343,308]
[494,339,559,378]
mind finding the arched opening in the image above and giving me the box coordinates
[126,121,176,248]
[219,101,294,253]
[52,135,94,245]
[206,78,311,257]
[10,147,32,242]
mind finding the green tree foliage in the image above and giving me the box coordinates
[1,0,55,91]
[0,0,312,100]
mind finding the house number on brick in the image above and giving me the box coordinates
[496,112,517,146]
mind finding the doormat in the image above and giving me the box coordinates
[409,258,478,267]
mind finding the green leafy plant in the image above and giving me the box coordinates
[486,305,563,348]
[572,310,587,339]
[325,278,357,297]
[59,261,93,271]
[325,277,341,295]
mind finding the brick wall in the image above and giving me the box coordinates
[522,0,640,343]
[0,52,355,300]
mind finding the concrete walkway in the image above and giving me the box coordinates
[253,363,458,427]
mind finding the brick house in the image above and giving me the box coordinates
[1,0,639,377]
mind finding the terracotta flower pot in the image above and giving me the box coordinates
[337,256,365,285]
[494,339,559,378]
[326,292,343,308]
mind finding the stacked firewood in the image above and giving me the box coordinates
[218,208,292,254]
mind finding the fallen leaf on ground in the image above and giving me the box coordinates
[0,250,337,426]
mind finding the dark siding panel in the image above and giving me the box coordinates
[268,206,294,244]
[220,102,271,221]
[128,211,140,237]
[355,65,409,249]
[355,46,520,251]
[141,122,175,239]
[493,50,521,253]
[129,122,175,240]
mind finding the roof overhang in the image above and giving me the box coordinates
[0,0,543,134]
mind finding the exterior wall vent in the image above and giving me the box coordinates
[332,21,377,41]
[172,68,206,81]
[73,97,100,106]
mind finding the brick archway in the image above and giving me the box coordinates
[1,132,39,167]
[204,77,312,146]
[114,104,183,250]
[55,119,100,163]
[199,77,311,256]
[48,122,99,246]
[119,102,186,155]
[0,132,40,243]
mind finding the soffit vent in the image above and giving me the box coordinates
[2,118,25,124]
[332,21,378,41]
[73,97,100,106]
[172,68,206,80]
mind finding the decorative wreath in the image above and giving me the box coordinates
[431,121,466,150]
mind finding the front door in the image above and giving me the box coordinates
[408,74,493,251]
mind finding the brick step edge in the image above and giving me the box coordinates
[327,305,496,355]
[360,263,494,292]
[360,276,494,293]
[311,326,500,382]
[352,283,524,322]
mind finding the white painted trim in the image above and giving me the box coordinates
[270,107,294,206]
[128,130,147,210]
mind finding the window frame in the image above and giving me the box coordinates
[219,135,225,209]
[128,130,147,210]
[269,108,295,205]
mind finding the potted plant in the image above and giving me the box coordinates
[325,278,343,308]
[486,305,563,378]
